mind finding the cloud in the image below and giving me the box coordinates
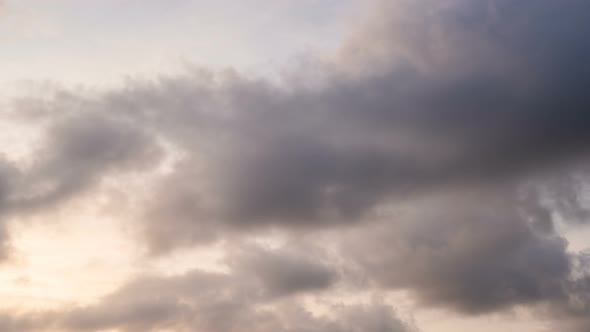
[229,244,339,298]
[0,0,590,330]
[5,0,579,254]
[16,111,161,211]
[0,159,19,258]
[0,244,412,332]
[0,108,162,259]
[0,311,54,332]
[97,1,590,271]
[342,188,571,311]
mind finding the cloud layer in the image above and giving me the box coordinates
[0,244,413,332]
[1,0,590,331]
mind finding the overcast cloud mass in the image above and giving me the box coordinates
[1,0,590,331]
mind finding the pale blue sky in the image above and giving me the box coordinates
[0,0,354,91]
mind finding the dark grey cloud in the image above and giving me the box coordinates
[105,0,590,247]
[1,0,587,243]
[337,186,590,330]
[0,109,162,259]
[16,112,161,211]
[343,188,566,311]
[229,244,338,298]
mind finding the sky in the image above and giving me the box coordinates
[0,1,590,332]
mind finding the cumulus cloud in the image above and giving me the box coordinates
[100,0,590,258]
[229,244,338,298]
[342,188,573,311]
[16,112,161,211]
[0,108,162,258]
